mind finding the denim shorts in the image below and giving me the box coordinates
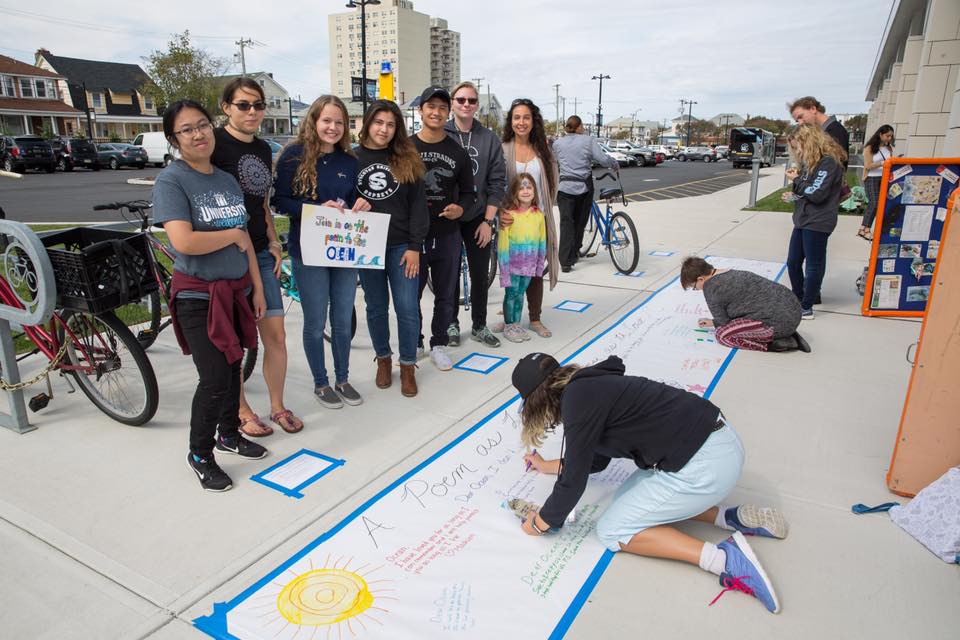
[256,249,284,317]
[595,422,745,551]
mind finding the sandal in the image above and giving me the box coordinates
[239,414,273,437]
[271,409,304,434]
[528,321,552,338]
[857,229,873,241]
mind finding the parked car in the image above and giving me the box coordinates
[729,128,776,168]
[605,140,657,166]
[714,145,730,159]
[131,131,176,167]
[677,146,718,162]
[48,136,99,171]
[648,144,675,159]
[96,143,148,169]
[1,136,55,173]
[262,137,284,162]
[598,143,635,167]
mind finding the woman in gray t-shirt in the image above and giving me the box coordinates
[152,99,267,493]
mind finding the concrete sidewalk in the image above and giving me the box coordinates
[1,171,956,640]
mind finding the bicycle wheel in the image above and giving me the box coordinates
[579,211,599,257]
[608,212,640,275]
[60,310,159,426]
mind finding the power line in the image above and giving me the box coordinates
[0,6,235,39]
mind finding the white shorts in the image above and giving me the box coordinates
[595,423,745,551]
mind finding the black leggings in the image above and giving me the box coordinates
[175,298,241,457]
[453,216,493,330]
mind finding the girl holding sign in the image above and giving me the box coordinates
[273,96,372,409]
[512,353,788,614]
[355,100,429,397]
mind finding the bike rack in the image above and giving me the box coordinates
[0,220,56,433]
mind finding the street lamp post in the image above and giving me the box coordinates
[346,0,381,115]
[680,99,698,147]
[630,108,642,142]
[592,73,610,138]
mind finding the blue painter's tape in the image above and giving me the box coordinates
[554,299,593,313]
[613,270,645,277]
[649,250,674,256]
[452,352,509,375]
[194,261,786,640]
[249,449,345,499]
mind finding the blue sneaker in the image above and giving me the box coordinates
[725,505,788,539]
[801,307,814,320]
[712,531,780,613]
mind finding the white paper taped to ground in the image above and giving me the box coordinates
[195,257,785,640]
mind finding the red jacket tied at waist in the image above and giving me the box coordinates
[170,270,257,364]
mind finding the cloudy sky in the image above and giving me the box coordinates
[1,1,892,124]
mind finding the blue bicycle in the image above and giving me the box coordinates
[578,172,639,274]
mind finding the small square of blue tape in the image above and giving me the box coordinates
[613,271,645,277]
[250,449,345,499]
[649,250,674,257]
[453,352,509,375]
[554,300,593,313]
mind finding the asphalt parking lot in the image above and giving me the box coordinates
[0,158,783,224]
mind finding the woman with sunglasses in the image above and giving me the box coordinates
[502,99,559,338]
[442,81,506,349]
[212,77,303,438]
[355,100,429,396]
[272,96,372,410]
[152,99,268,492]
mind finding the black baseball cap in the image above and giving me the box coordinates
[419,86,451,107]
[512,352,560,399]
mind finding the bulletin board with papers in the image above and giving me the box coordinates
[861,158,960,317]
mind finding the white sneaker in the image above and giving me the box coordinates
[430,346,453,371]
[416,345,427,360]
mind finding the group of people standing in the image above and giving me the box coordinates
[152,79,600,492]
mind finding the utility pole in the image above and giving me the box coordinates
[591,74,610,138]
[553,83,560,137]
[471,76,485,125]
[561,96,566,127]
[235,38,254,76]
[680,98,698,147]
[347,0,381,115]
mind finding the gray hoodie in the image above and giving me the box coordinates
[444,119,507,222]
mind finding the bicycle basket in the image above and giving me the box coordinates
[40,227,157,313]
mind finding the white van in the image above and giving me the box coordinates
[131,131,177,168]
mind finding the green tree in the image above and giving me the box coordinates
[676,118,715,145]
[844,113,868,142]
[744,116,791,136]
[141,31,227,116]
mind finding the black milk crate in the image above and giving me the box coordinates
[41,227,157,314]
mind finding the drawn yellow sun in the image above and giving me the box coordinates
[277,568,374,626]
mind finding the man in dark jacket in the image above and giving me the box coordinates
[788,96,850,167]
[444,81,506,348]
[513,353,787,613]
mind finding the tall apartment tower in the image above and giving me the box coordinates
[328,0,458,105]
[429,18,460,91]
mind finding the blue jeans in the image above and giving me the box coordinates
[291,257,357,387]
[359,244,420,365]
[786,227,830,310]
[255,249,284,317]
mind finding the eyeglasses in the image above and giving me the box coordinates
[454,97,478,105]
[173,121,213,137]
[231,101,267,111]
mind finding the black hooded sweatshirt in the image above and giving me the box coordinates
[538,356,721,529]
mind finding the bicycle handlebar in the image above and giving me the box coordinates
[595,171,628,207]
[93,200,152,212]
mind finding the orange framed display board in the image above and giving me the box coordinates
[886,188,960,497]
[860,157,960,317]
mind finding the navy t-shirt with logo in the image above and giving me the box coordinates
[355,145,429,251]
[211,127,273,252]
[152,159,250,286]
[412,135,474,236]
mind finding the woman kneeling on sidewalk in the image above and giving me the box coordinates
[153,99,268,493]
[680,256,810,353]
[513,353,787,613]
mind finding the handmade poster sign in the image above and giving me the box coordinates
[862,158,960,317]
[300,205,390,269]
[194,257,785,640]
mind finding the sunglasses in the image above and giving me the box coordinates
[454,97,478,105]
[511,99,534,107]
[231,101,267,112]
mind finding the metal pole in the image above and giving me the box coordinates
[360,3,369,114]
[81,81,93,139]
[553,83,560,137]
[748,144,761,207]
[592,74,610,138]
[287,98,293,135]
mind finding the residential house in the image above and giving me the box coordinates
[0,54,82,136]
[216,72,294,136]
[35,49,162,142]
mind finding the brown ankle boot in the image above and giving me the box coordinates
[375,356,392,389]
[399,363,417,397]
